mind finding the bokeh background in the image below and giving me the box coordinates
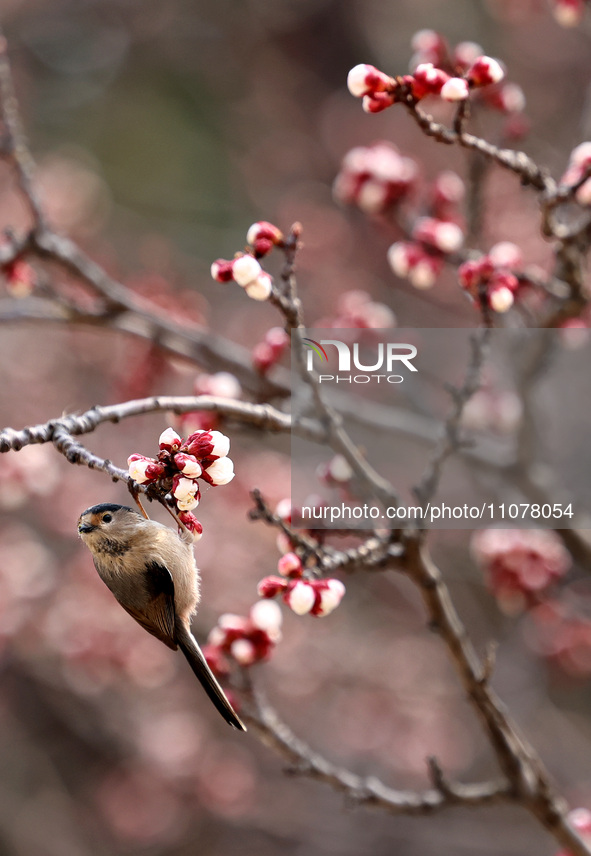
[1,1,591,854]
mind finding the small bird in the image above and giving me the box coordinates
[77,502,246,731]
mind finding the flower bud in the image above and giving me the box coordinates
[246,221,283,250]
[173,452,202,478]
[210,259,235,282]
[362,92,397,113]
[230,638,257,666]
[250,599,283,636]
[552,0,585,26]
[245,272,273,301]
[347,63,392,98]
[284,580,316,615]
[467,56,505,87]
[127,454,165,484]
[159,427,182,452]
[257,575,289,598]
[232,255,262,287]
[178,511,203,540]
[440,77,470,102]
[172,475,201,510]
[488,242,523,269]
[277,552,303,578]
[311,579,346,616]
[412,63,450,99]
[201,456,235,486]
[488,284,514,313]
[185,430,230,459]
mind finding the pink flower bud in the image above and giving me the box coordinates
[245,272,273,301]
[467,56,505,87]
[433,171,465,205]
[185,430,230,459]
[210,259,235,282]
[275,498,293,522]
[194,372,241,400]
[412,63,450,98]
[257,575,289,598]
[347,63,392,98]
[454,41,484,71]
[361,92,397,113]
[178,511,203,540]
[252,341,276,373]
[232,255,262,287]
[327,454,354,483]
[172,475,200,510]
[387,242,412,277]
[488,284,514,313]
[127,454,165,484]
[413,217,464,253]
[488,242,523,269]
[265,326,290,354]
[311,579,346,616]
[230,638,257,665]
[552,0,585,26]
[159,427,182,452]
[409,259,440,290]
[246,221,283,249]
[440,77,470,102]
[201,456,235,486]
[173,452,202,478]
[250,599,283,637]
[277,552,303,578]
[284,580,316,615]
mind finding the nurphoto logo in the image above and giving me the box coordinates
[304,338,418,384]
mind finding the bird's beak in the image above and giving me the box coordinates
[78,522,96,534]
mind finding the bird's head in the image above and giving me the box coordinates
[77,503,144,549]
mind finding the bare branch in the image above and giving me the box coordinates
[241,681,512,816]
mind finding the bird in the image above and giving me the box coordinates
[77,502,246,731]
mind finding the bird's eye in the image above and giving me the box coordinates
[103,513,113,523]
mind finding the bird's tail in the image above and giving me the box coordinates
[175,622,246,732]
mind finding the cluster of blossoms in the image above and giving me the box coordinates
[458,241,524,313]
[257,552,346,617]
[204,599,282,675]
[211,221,284,302]
[252,326,290,374]
[561,142,591,206]
[551,0,588,26]
[333,142,419,215]
[387,172,465,290]
[1,258,35,297]
[408,30,526,120]
[347,50,504,114]
[471,529,571,615]
[314,289,396,328]
[127,427,235,537]
[388,217,464,290]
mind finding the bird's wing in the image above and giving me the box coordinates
[119,561,178,651]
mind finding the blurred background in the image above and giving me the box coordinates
[1,1,591,854]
